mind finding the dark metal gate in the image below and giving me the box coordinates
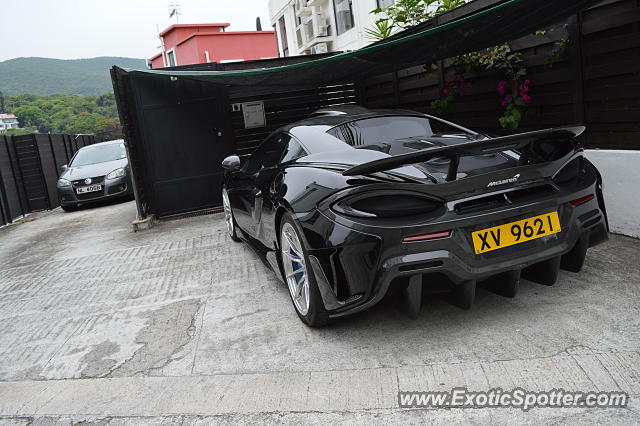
[114,71,236,217]
[12,135,50,212]
[0,133,97,225]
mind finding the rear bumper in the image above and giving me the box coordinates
[299,184,608,318]
[58,176,133,206]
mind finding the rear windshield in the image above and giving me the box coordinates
[327,116,470,147]
[71,144,127,167]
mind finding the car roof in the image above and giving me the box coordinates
[77,139,124,150]
[283,106,430,153]
[283,106,425,133]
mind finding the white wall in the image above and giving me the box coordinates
[270,0,298,57]
[585,149,640,239]
[269,0,385,55]
[335,0,381,52]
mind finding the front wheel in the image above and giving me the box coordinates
[280,214,328,327]
[222,187,241,242]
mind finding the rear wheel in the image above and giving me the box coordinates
[222,187,241,242]
[280,214,328,327]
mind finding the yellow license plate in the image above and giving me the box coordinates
[471,212,561,254]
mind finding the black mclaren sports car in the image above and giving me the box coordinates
[221,105,608,327]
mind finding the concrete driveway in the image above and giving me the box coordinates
[0,200,639,425]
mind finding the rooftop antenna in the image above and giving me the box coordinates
[168,4,180,23]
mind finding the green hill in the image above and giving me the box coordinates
[0,57,147,96]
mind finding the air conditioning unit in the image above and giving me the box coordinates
[311,43,328,55]
[311,12,329,38]
[294,0,312,17]
[316,24,328,37]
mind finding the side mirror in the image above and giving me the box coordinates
[221,155,241,171]
[60,164,68,174]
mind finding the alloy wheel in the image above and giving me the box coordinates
[281,222,310,315]
[222,188,234,237]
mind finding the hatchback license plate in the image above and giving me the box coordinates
[471,211,561,254]
[76,185,102,194]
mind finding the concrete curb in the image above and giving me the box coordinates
[132,214,156,232]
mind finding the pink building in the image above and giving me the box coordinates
[149,23,278,68]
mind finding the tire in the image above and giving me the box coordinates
[279,213,329,327]
[61,204,77,212]
[222,187,241,242]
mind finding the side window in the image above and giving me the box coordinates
[279,138,307,163]
[333,0,354,35]
[244,133,291,173]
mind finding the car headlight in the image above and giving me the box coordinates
[57,178,71,187]
[106,168,125,180]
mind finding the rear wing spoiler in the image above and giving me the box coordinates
[342,126,585,180]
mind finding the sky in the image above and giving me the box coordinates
[0,0,272,62]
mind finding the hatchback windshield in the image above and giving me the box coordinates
[71,143,127,167]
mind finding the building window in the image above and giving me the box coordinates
[333,0,354,35]
[377,0,394,8]
[278,16,289,57]
[166,50,177,67]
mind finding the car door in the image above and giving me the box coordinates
[255,135,309,246]
[231,133,290,238]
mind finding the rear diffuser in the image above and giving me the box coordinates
[522,256,562,286]
[481,269,521,298]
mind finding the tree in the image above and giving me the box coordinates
[368,0,469,40]
[13,105,47,129]
[5,93,121,135]
[0,90,5,112]
[4,128,30,136]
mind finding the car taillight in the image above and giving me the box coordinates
[553,157,588,185]
[332,193,444,218]
[403,230,452,243]
[569,194,594,207]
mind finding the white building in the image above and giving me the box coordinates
[269,0,394,56]
[0,114,19,134]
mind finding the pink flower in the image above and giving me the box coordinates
[501,100,508,107]
[505,95,512,101]
[524,79,531,86]
[519,86,529,96]
[442,89,449,95]
[498,80,507,87]
[523,94,532,104]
